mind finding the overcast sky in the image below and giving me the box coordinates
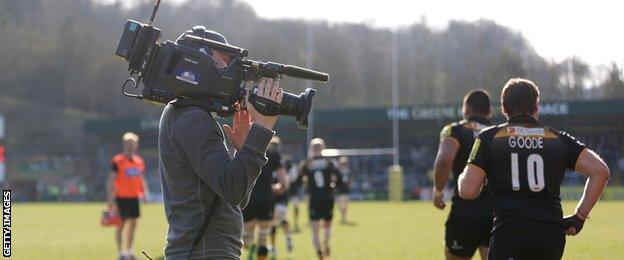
[239,0,623,68]
[105,0,622,68]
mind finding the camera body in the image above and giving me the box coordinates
[115,20,245,115]
[115,18,328,128]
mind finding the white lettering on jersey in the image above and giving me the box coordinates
[309,159,328,171]
[508,136,543,149]
[507,126,545,136]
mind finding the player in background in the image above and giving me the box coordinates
[335,156,352,224]
[298,138,338,259]
[459,78,610,260]
[107,132,149,260]
[288,157,305,232]
[243,136,284,260]
[432,90,493,260]
[270,154,294,255]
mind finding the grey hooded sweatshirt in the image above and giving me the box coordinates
[158,104,274,259]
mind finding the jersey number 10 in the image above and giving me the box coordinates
[511,153,545,192]
[314,171,325,188]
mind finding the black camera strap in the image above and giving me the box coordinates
[171,97,214,112]
[187,196,221,260]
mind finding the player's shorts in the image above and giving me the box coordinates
[336,186,350,195]
[274,203,288,223]
[445,213,492,257]
[115,197,140,219]
[488,221,565,260]
[289,189,303,205]
[290,195,301,205]
[336,194,349,204]
[243,199,275,222]
[309,197,334,221]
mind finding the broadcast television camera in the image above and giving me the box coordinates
[114,0,329,128]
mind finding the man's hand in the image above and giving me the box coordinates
[246,77,283,130]
[563,213,586,236]
[272,183,285,195]
[223,109,252,151]
[432,188,446,210]
[142,191,150,203]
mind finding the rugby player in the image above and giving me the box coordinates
[335,156,352,224]
[288,158,304,233]
[299,138,338,259]
[270,154,294,254]
[242,137,284,260]
[459,78,610,260]
[432,90,493,260]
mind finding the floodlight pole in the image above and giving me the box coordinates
[388,30,403,201]
[306,24,314,157]
[391,30,399,165]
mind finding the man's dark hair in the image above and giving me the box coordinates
[463,89,491,116]
[500,78,540,118]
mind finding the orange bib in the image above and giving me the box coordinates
[112,154,145,198]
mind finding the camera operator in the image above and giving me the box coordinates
[158,27,283,260]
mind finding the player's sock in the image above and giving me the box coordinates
[325,227,331,241]
[312,234,322,256]
[270,226,277,250]
[243,230,253,247]
[324,227,331,256]
[316,249,324,260]
[257,245,269,260]
[286,236,293,252]
[126,250,136,260]
[294,207,300,231]
[246,244,256,260]
[258,227,271,247]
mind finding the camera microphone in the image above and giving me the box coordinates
[282,65,329,83]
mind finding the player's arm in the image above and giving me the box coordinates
[458,134,489,200]
[348,169,353,186]
[432,137,459,208]
[106,161,117,206]
[458,164,486,200]
[276,154,289,191]
[141,174,150,202]
[331,161,340,183]
[297,160,308,184]
[272,166,289,195]
[564,148,610,235]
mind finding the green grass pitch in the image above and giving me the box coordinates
[13,201,624,259]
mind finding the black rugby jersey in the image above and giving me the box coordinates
[299,156,338,200]
[335,167,351,194]
[467,115,585,229]
[250,148,282,202]
[440,116,492,218]
[273,170,289,204]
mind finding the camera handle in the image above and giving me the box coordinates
[121,77,143,100]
